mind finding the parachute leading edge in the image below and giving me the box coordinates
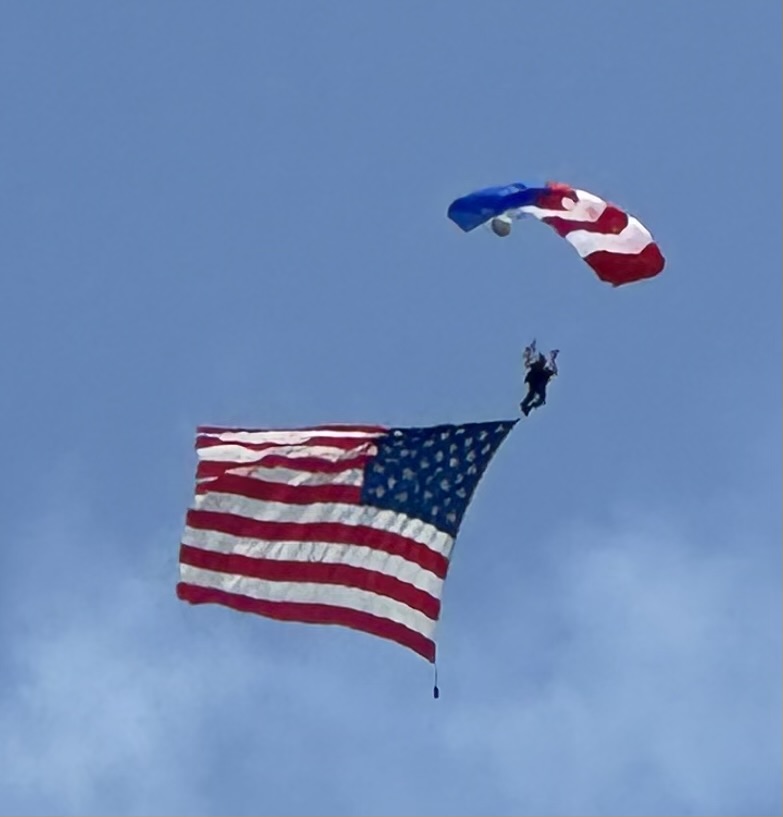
[447,181,665,287]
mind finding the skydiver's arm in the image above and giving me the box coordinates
[523,340,536,368]
[547,349,559,375]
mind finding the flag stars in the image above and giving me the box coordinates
[361,421,517,537]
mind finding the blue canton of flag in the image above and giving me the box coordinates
[362,421,518,537]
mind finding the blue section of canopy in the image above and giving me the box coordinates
[446,182,549,232]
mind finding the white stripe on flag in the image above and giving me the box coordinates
[180,563,438,638]
[213,465,365,487]
[193,491,454,558]
[199,429,383,446]
[197,442,376,464]
[182,526,446,598]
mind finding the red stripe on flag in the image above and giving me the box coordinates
[195,473,362,505]
[176,582,436,662]
[196,452,371,482]
[179,545,441,620]
[195,435,377,452]
[186,509,450,578]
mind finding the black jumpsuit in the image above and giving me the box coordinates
[520,359,555,415]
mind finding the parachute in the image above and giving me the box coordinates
[447,181,665,287]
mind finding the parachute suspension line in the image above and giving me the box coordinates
[433,661,440,699]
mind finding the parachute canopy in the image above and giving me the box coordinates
[447,181,665,287]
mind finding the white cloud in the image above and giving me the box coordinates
[441,509,782,816]
[1,471,779,816]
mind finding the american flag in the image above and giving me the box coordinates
[177,420,517,662]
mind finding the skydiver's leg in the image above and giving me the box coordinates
[520,388,535,416]
[528,387,547,411]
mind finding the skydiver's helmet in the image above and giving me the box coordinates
[490,216,512,237]
[537,353,546,366]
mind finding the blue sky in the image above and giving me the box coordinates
[1,2,780,815]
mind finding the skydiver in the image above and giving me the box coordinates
[520,340,559,416]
